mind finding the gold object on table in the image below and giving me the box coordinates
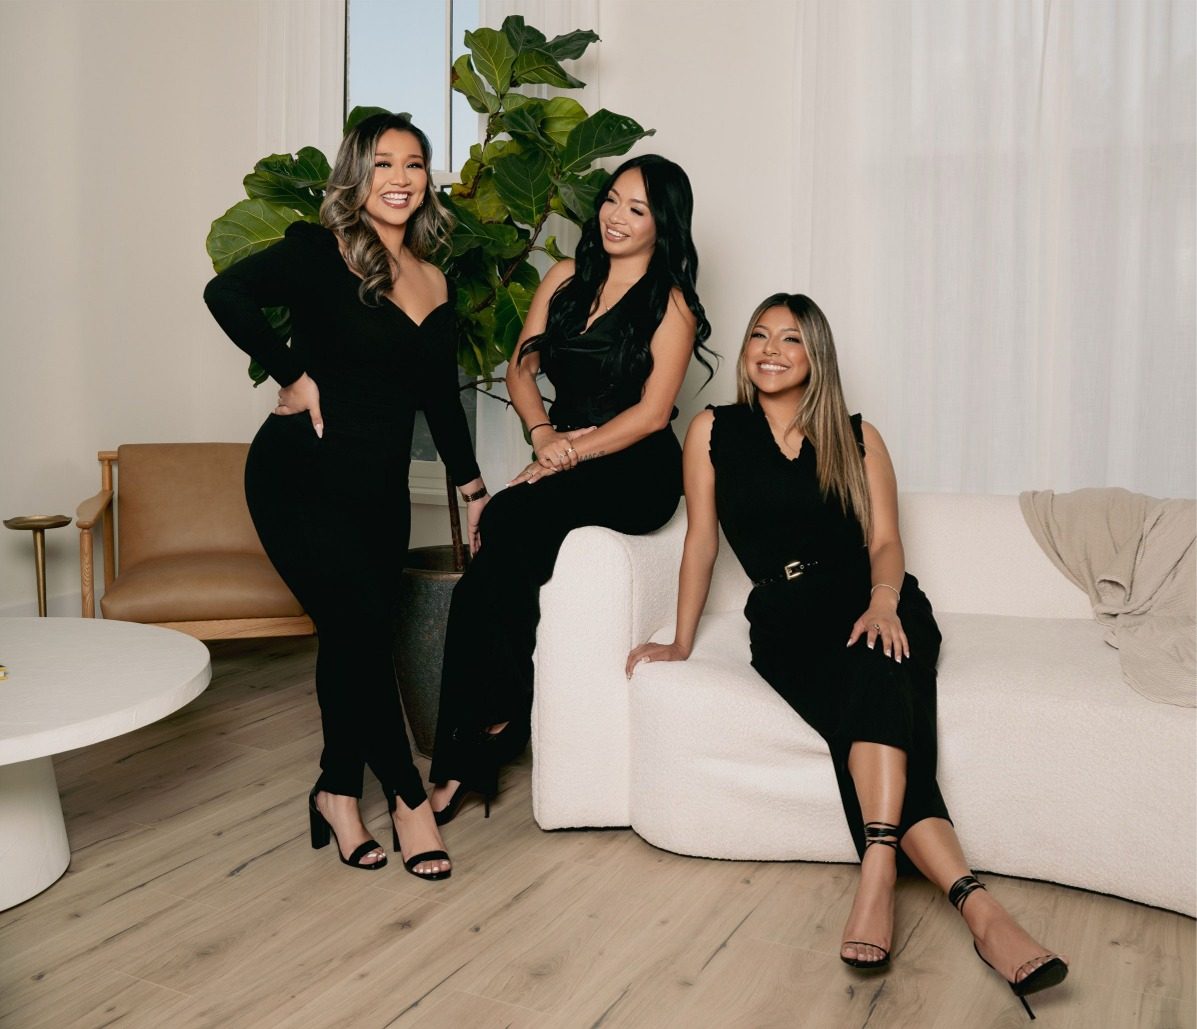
[4,515,72,617]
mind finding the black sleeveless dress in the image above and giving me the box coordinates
[430,275,683,782]
[709,403,950,857]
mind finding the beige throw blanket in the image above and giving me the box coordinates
[1020,488,1196,707]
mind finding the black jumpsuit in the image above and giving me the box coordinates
[204,221,480,808]
[709,404,949,859]
[430,275,683,782]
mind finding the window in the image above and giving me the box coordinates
[346,0,480,178]
[346,0,481,496]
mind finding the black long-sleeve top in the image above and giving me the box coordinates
[203,221,480,485]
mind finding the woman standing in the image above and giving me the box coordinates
[628,294,1069,1016]
[205,113,487,879]
[429,154,713,824]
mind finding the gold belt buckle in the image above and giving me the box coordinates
[783,560,805,581]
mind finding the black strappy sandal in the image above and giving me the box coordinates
[389,793,452,882]
[307,788,387,871]
[840,821,900,971]
[949,874,1069,1020]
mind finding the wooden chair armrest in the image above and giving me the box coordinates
[77,488,114,616]
[76,489,112,530]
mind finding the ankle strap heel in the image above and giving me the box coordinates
[863,821,901,851]
[950,873,1067,1020]
[948,873,987,912]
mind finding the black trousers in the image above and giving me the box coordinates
[429,428,682,782]
[244,414,426,809]
[749,573,950,867]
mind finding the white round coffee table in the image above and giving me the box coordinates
[0,617,211,909]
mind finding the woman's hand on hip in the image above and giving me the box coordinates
[275,373,324,438]
[625,640,690,679]
[465,494,488,555]
[847,605,910,662]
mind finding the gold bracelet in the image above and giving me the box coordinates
[871,583,900,600]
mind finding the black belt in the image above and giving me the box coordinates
[752,559,821,587]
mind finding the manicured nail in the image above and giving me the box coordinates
[314,424,323,438]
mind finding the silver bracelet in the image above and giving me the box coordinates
[871,583,900,600]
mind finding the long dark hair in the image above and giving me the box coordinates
[319,112,454,305]
[521,154,714,383]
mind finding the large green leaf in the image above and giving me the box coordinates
[243,147,329,215]
[560,110,655,173]
[344,105,392,132]
[451,54,500,114]
[540,97,588,147]
[464,28,516,94]
[556,168,609,221]
[445,199,495,258]
[483,138,522,163]
[482,222,525,259]
[509,260,542,291]
[493,149,553,226]
[500,101,556,154]
[512,49,585,89]
[251,147,330,189]
[542,29,599,61]
[493,281,535,361]
[206,198,306,273]
[501,15,546,53]
[469,172,509,222]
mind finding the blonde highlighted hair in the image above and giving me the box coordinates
[736,293,872,541]
[320,112,454,305]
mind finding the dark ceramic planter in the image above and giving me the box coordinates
[394,545,465,757]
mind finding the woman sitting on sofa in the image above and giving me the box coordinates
[627,293,1068,1016]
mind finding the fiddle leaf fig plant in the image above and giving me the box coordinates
[206,16,653,387]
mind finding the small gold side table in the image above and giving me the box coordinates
[4,515,71,617]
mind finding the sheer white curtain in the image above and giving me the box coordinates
[256,0,345,160]
[792,0,1195,496]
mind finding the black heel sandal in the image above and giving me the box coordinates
[840,821,900,971]
[432,725,518,826]
[388,794,451,881]
[949,874,1069,1020]
[433,764,497,827]
[307,788,387,871]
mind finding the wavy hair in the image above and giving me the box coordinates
[736,293,872,541]
[319,112,454,305]
[521,154,714,383]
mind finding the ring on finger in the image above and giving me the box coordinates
[871,622,881,631]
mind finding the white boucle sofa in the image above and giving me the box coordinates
[530,493,1196,917]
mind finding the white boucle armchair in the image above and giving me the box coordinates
[530,493,1197,916]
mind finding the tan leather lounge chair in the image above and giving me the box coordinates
[76,443,314,640]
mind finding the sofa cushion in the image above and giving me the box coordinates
[100,553,303,623]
